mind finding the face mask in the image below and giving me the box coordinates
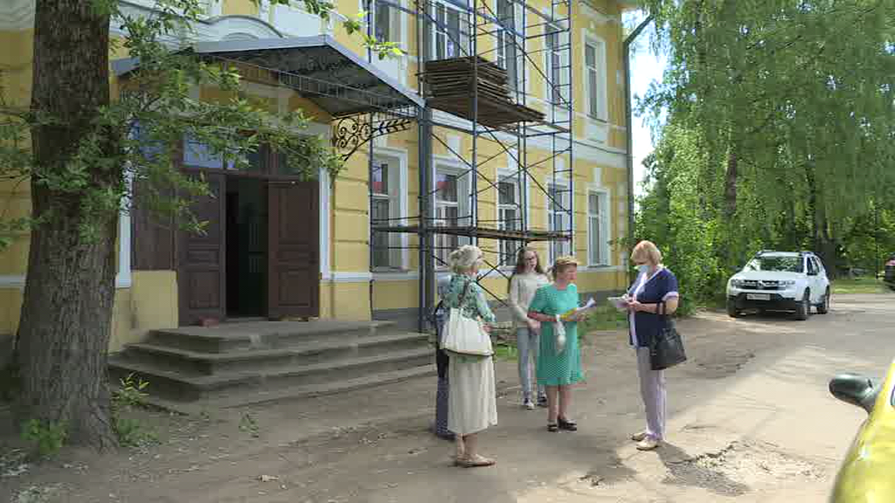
[637,264,650,275]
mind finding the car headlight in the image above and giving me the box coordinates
[730,279,745,288]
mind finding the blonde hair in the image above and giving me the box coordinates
[449,245,483,274]
[631,240,663,265]
[550,255,579,279]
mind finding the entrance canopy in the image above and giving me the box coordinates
[114,35,423,119]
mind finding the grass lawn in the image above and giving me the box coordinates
[493,343,518,361]
[832,276,889,294]
[580,305,629,334]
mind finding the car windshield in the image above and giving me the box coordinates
[745,256,803,273]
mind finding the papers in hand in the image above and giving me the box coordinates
[560,297,597,321]
[608,296,629,312]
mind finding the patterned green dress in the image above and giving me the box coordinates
[530,283,584,386]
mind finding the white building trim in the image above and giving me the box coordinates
[586,184,611,268]
[0,208,132,290]
[370,145,410,271]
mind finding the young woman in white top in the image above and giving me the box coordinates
[507,247,551,409]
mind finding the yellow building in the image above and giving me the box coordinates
[0,0,637,350]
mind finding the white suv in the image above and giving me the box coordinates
[726,251,831,320]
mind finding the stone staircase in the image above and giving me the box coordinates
[108,320,434,412]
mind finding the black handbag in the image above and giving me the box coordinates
[649,301,687,371]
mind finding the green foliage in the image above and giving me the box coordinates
[634,0,895,305]
[636,125,727,312]
[239,412,261,438]
[112,373,149,411]
[110,373,158,448]
[579,306,628,334]
[20,419,67,458]
[832,277,886,294]
[493,342,518,361]
[113,416,159,448]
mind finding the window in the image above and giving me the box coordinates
[584,39,606,120]
[498,177,521,266]
[183,135,226,169]
[371,158,402,269]
[496,0,518,93]
[182,135,277,172]
[548,183,571,263]
[587,191,609,266]
[435,169,469,267]
[745,256,803,273]
[545,22,568,105]
[373,0,399,43]
[433,1,469,60]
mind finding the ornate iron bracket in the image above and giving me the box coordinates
[332,114,412,161]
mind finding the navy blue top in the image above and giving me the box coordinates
[627,268,680,347]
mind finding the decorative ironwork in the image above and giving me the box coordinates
[332,114,412,161]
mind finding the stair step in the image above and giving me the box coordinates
[109,347,434,401]
[146,320,402,353]
[123,332,432,375]
[144,366,437,413]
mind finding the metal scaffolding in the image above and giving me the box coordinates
[356,0,575,331]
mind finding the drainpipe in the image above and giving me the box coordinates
[623,13,653,284]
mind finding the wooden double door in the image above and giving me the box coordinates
[178,171,320,325]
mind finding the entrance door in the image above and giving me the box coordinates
[267,180,320,319]
[179,172,226,325]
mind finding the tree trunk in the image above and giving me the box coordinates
[723,147,738,220]
[15,0,118,448]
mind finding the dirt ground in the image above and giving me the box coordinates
[2,292,894,503]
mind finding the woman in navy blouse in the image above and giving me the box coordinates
[625,241,679,451]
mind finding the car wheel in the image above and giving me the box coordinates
[727,300,741,318]
[817,287,830,314]
[794,291,810,320]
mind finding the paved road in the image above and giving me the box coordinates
[3,293,894,503]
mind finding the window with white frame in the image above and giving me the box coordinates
[587,190,610,266]
[434,169,469,268]
[496,0,518,93]
[498,176,521,266]
[433,0,469,60]
[585,38,607,120]
[545,21,569,105]
[371,157,403,269]
[548,183,571,263]
[373,0,400,43]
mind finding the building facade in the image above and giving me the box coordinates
[0,0,635,350]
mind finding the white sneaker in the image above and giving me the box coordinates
[636,437,660,451]
[631,431,649,442]
[523,399,535,410]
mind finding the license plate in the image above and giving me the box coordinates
[747,293,770,301]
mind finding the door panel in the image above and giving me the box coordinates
[268,181,320,319]
[178,172,226,325]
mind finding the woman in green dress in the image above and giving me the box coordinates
[527,256,586,432]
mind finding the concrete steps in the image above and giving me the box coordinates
[108,320,435,410]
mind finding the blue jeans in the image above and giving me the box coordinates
[517,327,546,401]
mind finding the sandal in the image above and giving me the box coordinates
[558,417,578,431]
[457,455,496,468]
[547,422,559,432]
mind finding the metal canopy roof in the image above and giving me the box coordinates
[193,35,423,117]
[114,35,424,118]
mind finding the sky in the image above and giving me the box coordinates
[626,25,668,197]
